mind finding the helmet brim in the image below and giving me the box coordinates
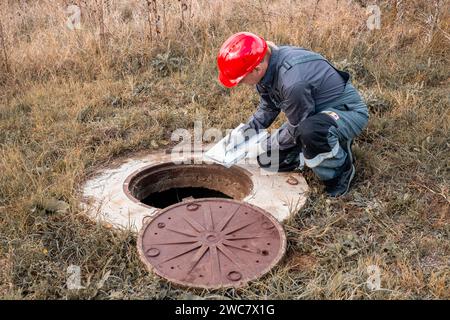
[218,71,245,88]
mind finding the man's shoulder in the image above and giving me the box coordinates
[275,46,332,83]
[277,46,327,66]
[274,46,312,86]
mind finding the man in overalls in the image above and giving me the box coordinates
[217,32,369,197]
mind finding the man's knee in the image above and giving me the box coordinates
[297,119,315,146]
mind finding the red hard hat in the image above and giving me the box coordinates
[217,32,268,88]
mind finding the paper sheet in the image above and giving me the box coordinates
[204,124,268,167]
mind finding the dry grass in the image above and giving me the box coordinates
[0,0,449,299]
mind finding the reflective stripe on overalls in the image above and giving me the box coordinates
[282,53,369,180]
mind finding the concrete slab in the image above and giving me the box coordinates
[80,147,309,231]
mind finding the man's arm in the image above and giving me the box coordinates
[274,80,315,149]
[245,86,281,132]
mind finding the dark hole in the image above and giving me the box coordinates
[262,250,269,256]
[141,187,232,209]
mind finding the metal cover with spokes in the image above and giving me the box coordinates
[137,198,287,289]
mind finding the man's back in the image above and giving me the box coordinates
[274,46,347,107]
[258,46,347,114]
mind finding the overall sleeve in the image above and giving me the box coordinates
[275,80,316,148]
[245,85,280,132]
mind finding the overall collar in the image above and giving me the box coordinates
[258,46,279,89]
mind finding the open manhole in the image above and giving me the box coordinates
[82,149,308,230]
[124,163,254,209]
[137,198,286,289]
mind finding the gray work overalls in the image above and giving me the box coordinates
[260,51,369,181]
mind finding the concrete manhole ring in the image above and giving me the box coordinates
[81,147,309,231]
[137,198,287,289]
[124,162,254,209]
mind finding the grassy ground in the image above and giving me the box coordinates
[0,0,449,299]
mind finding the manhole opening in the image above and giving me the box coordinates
[142,187,232,208]
[125,163,253,209]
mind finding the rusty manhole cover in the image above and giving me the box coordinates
[137,198,287,289]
